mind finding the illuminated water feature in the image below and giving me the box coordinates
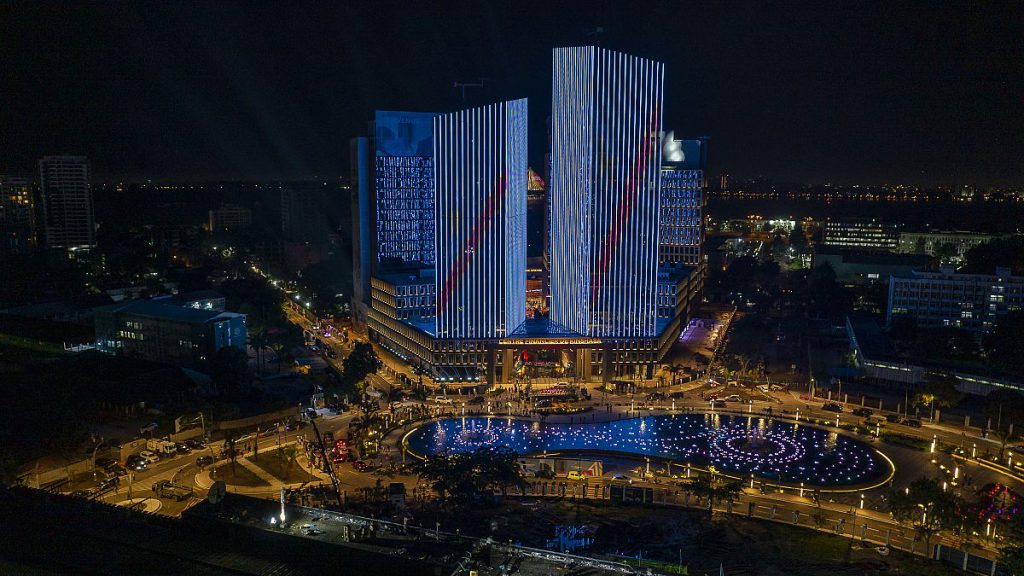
[406,414,891,487]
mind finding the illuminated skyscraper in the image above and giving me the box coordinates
[38,155,94,248]
[0,175,36,253]
[549,46,664,338]
[434,99,528,339]
[374,111,436,266]
[659,132,706,266]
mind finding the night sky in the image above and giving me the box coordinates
[2,1,1022,186]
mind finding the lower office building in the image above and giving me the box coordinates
[94,300,247,370]
[368,262,700,385]
[888,267,1023,332]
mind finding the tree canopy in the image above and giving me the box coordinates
[341,342,382,389]
[414,445,526,505]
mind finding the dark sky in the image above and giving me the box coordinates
[2,1,1022,186]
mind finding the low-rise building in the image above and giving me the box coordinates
[846,316,1022,396]
[897,230,998,263]
[823,217,899,251]
[94,299,246,370]
[888,267,1024,332]
[813,247,933,285]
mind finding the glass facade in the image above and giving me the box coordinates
[374,111,436,266]
[434,99,528,339]
[549,46,664,338]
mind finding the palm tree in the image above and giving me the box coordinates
[223,432,239,475]
[685,469,743,517]
[250,327,268,374]
[269,341,286,373]
[281,445,301,478]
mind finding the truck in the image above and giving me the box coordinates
[152,480,194,501]
[146,438,177,456]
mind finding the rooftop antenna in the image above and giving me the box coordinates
[453,78,487,101]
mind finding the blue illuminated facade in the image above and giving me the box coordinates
[549,46,664,338]
[434,100,528,339]
[356,48,705,386]
[374,111,436,266]
[659,132,706,266]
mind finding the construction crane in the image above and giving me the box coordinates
[453,78,487,101]
[308,416,344,508]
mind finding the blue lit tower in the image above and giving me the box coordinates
[659,132,707,265]
[434,99,528,339]
[549,46,664,338]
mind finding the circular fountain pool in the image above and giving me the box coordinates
[405,414,892,487]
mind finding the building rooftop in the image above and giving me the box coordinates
[377,269,435,286]
[814,246,934,266]
[657,263,695,284]
[95,300,242,324]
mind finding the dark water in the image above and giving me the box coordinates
[707,198,1024,233]
[407,414,890,487]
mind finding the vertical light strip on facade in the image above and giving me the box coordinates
[434,99,528,339]
[549,46,663,338]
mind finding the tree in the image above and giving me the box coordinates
[789,221,808,253]
[223,431,239,474]
[342,342,383,388]
[414,446,526,506]
[683,470,743,517]
[984,311,1024,376]
[250,327,268,374]
[208,346,250,396]
[962,235,1024,276]
[281,445,299,474]
[889,477,965,553]
[915,371,962,419]
[984,389,1024,441]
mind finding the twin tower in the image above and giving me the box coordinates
[433,46,665,341]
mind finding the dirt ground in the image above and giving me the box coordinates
[409,498,965,576]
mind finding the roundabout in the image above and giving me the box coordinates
[404,413,895,489]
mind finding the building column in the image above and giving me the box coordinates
[502,349,515,384]
[486,348,497,387]
[601,344,611,386]
[577,347,592,382]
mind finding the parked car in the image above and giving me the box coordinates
[852,408,874,417]
[96,476,119,494]
[139,450,160,463]
[611,474,632,483]
[567,470,583,481]
[902,419,923,428]
[352,460,369,472]
[284,421,307,431]
[175,442,192,455]
[822,403,844,413]
[94,457,116,469]
[185,438,206,450]
[105,463,127,477]
[668,391,686,399]
[258,424,279,437]
[196,455,215,468]
[646,392,667,401]
[468,396,485,405]
[724,394,741,402]
[710,400,726,409]
[885,414,901,423]
[125,455,148,471]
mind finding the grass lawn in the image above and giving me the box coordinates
[246,450,312,485]
[412,499,968,576]
[210,462,269,487]
[0,333,65,365]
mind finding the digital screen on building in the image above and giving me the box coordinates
[661,133,706,170]
[375,111,434,157]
